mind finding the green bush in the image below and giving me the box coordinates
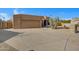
[57,22,62,26]
[62,20,71,23]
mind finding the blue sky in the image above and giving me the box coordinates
[0,8,79,20]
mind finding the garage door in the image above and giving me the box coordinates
[21,20,41,28]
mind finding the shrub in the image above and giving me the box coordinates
[57,22,62,26]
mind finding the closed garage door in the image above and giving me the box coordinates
[21,20,41,28]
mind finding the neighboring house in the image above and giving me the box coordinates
[71,18,79,24]
[13,14,49,29]
[70,18,79,29]
[71,18,79,32]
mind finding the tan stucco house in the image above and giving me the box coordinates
[13,14,49,29]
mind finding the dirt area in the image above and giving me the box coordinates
[0,28,79,51]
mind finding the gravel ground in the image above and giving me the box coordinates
[0,28,79,51]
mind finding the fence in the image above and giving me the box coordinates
[0,21,12,29]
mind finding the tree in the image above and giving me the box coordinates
[48,17,57,29]
[48,17,55,28]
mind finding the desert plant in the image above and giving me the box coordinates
[57,22,62,26]
[48,17,56,29]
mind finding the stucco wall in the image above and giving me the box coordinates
[13,14,44,29]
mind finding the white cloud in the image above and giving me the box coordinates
[0,9,25,21]
[0,13,10,21]
[13,9,19,15]
[13,9,25,15]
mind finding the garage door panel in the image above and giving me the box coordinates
[21,20,41,28]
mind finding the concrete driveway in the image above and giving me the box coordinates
[0,28,79,51]
[0,30,20,42]
[0,29,20,51]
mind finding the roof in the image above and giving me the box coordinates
[13,14,48,20]
[13,14,47,18]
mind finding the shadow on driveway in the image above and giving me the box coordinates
[75,31,79,33]
[0,30,20,43]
